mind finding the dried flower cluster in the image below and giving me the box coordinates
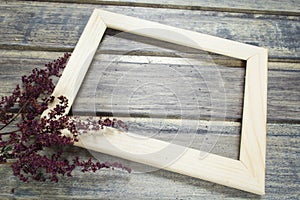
[0,53,130,182]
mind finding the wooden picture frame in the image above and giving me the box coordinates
[44,9,268,195]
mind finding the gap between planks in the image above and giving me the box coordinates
[1,2,299,59]
[22,0,300,16]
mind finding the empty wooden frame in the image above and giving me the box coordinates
[46,9,268,195]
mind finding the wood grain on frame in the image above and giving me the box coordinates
[44,9,268,195]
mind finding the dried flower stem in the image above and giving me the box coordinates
[0,53,130,182]
[0,100,29,133]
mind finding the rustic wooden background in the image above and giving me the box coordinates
[0,0,299,199]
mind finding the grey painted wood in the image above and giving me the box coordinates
[28,0,300,15]
[0,0,299,199]
[0,1,299,59]
[0,50,299,123]
[0,122,299,199]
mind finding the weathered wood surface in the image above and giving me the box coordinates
[0,1,299,59]
[0,122,299,199]
[25,0,300,15]
[0,0,299,199]
[0,50,299,123]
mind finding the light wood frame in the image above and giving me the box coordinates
[45,9,268,195]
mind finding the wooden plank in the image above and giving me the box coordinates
[0,1,299,59]
[0,0,297,198]
[0,122,299,199]
[98,9,264,60]
[30,0,300,15]
[0,50,299,123]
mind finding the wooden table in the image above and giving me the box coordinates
[0,0,299,199]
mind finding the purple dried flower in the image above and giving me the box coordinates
[0,53,130,182]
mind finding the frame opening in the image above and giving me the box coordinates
[71,27,245,161]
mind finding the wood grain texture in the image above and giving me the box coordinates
[24,0,300,15]
[0,0,299,198]
[0,122,299,199]
[98,9,264,60]
[43,9,107,117]
[0,50,299,123]
[0,1,299,59]
[239,51,268,193]
[37,9,268,194]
